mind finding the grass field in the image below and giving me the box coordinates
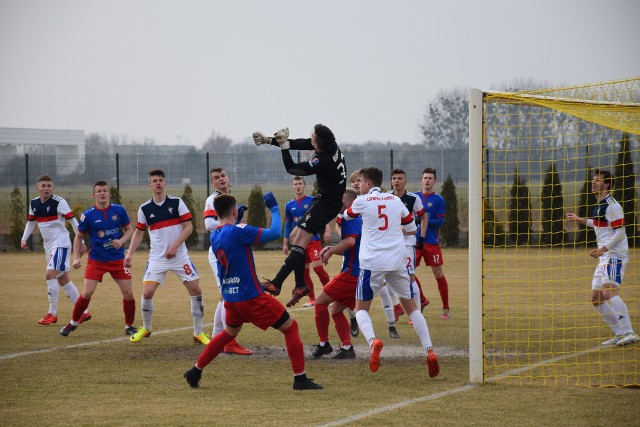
[0,248,638,426]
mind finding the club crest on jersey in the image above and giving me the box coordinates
[309,158,319,166]
[303,204,308,209]
[46,206,50,212]
[80,214,86,221]
[427,203,432,207]
[168,207,173,214]
[112,215,118,221]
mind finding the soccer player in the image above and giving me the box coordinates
[203,167,252,355]
[124,169,209,345]
[60,180,137,337]
[253,124,346,307]
[343,167,440,377]
[415,167,450,319]
[566,169,638,346]
[309,188,361,359]
[21,175,91,326]
[283,176,332,307]
[183,193,323,390]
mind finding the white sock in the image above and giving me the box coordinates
[409,310,433,351]
[61,281,80,304]
[141,297,154,331]
[355,310,376,346]
[213,300,225,336]
[46,279,59,315]
[609,296,634,335]
[191,295,204,335]
[377,286,395,325]
[412,282,421,308]
[596,301,623,336]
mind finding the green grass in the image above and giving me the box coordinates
[1,249,638,425]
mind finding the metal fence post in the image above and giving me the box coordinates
[116,153,120,192]
[25,154,30,212]
[390,149,394,175]
[206,153,210,196]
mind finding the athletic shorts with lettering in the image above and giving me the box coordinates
[305,240,323,264]
[416,244,444,267]
[404,245,416,275]
[85,258,132,281]
[592,257,626,289]
[143,254,199,285]
[323,271,357,310]
[224,293,286,330]
[356,268,414,301]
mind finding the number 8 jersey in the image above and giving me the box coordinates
[136,196,192,261]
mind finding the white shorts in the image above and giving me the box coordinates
[592,257,626,289]
[357,267,414,301]
[208,247,222,289]
[46,247,71,274]
[143,254,199,285]
[405,245,416,275]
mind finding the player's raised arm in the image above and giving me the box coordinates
[258,192,282,243]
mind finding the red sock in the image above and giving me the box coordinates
[196,330,235,369]
[72,295,91,322]
[283,320,305,375]
[304,268,315,300]
[437,276,449,309]
[332,311,352,347]
[313,266,330,287]
[314,303,330,342]
[414,276,428,304]
[123,298,136,326]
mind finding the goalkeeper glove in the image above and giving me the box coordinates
[416,236,424,250]
[252,131,272,146]
[236,205,248,224]
[274,127,290,150]
[263,192,278,209]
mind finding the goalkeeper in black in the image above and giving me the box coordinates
[253,124,347,307]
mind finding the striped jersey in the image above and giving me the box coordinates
[415,191,445,245]
[136,196,192,260]
[27,195,75,251]
[388,190,425,245]
[78,204,131,262]
[592,195,628,261]
[203,190,223,231]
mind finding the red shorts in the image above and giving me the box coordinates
[322,271,357,310]
[224,293,286,330]
[416,244,444,267]
[305,240,322,264]
[85,258,132,281]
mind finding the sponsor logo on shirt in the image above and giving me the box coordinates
[310,158,319,166]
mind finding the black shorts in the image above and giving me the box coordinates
[298,197,343,236]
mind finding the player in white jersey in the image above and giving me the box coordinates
[124,169,209,345]
[566,169,637,346]
[203,167,252,355]
[343,167,440,377]
[21,175,91,326]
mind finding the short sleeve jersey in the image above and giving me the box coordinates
[136,196,192,260]
[346,187,414,271]
[388,190,425,246]
[285,195,320,241]
[592,195,628,261]
[340,214,362,277]
[203,190,223,231]
[27,195,75,251]
[78,204,131,262]
[210,223,264,303]
[415,192,445,245]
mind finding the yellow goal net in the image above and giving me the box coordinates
[468,77,640,387]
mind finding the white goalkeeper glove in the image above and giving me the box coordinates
[252,131,272,146]
[274,127,290,150]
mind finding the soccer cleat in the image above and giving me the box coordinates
[129,327,151,343]
[393,304,404,322]
[601,336,623,346]
[193,332,210,345]
[441,309,450,320]
[311,342,333,358]
[183,367,202,388]
[78,311,92,324]
[332,346,356,359]
[425,348,440,378]
[617,333,639,347]
[286,285,310,307]
[293,378,324,390]
[369,338,384,373]
[260,278,281,296]
[59,323,77,336]
[303,300,316,308]
[388,325,400,339]
[224,339,253,355]
[125,326,138,336]
[350,317,359,337]
[421,298,430,312]
[38,313,58,325]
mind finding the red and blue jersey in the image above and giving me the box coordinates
[78,204,130,262]
[340,215,362,277]
[284,195,320,241]
[415,191,445,245]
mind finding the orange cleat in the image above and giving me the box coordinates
[224,339,253,355]
[369,338,384,373]
[286,285,310,307]
[426,348,440,378]
[393,304,404,322]
[38,313,58,325]
[78,311,92,324]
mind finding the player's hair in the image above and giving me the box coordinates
[93,180,108,189]
[37,175,53,183]
[210,167,225,175]
[149,169,165,178]
[349,169,363,184]
[213,194,237,219]
[314,123,335,150]
[361,167,383,187]
[391,168,406,177]
[293,176,306,184]
[593,168,614,189]
[422,167,437,180]
[344,188,359,201]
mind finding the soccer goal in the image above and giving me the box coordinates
[468,77,640,387]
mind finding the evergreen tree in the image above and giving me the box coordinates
[540,163,565,245]
[180,184,199,248]
[9,187,25,249]
[483,198,506,246]
[247,185,266,228]
[575,168,597,246]
[613,132,637,247]
[440,175,459,247]
[109,185,122,204]
[508,170,531,245]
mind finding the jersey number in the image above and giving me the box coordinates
[378,205,388,231]
[183,264,193,275]
[216,249,229,274]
